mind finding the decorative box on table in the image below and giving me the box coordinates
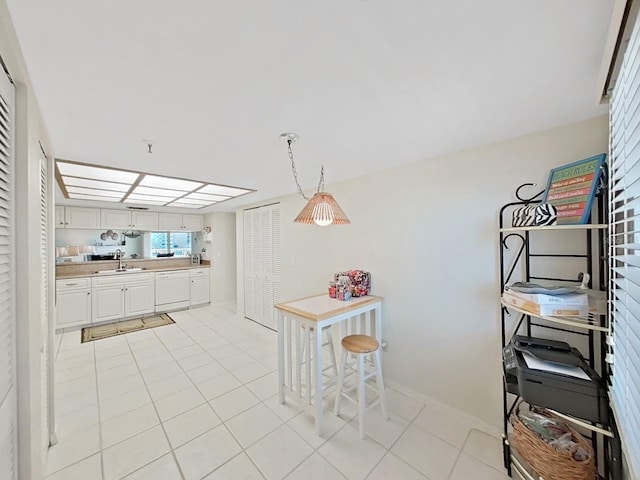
[333,270,371,297]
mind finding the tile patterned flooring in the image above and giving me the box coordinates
[47,305,509,480]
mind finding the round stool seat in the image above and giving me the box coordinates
[341,334,379,354]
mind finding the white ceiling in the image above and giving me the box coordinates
[7,0,614,213]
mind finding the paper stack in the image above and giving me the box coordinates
[503,289,589,317]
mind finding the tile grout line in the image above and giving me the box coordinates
[123,329,187,480]
[92,334,107,480]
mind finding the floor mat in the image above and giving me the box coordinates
[81,313,175,343]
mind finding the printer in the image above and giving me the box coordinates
[503,335,609,425]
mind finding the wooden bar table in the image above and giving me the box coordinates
[275,294,383,435]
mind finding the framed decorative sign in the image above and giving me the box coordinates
[541,153,607,225]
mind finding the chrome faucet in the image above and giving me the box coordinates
[114,249,126,271]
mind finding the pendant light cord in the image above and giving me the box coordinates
[287,139,325,201]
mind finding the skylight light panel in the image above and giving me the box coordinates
[68,193,123,202]
[62,177,131,192]
[126,193,176,203]
[168,197,210,206]
[139,175,203,191]
[183,192,230,202]
[57,161,139,183]
[167,202,206,209]
[197,184,252,197]
[130,186,187,197]
[55,158,255,208]
[123,198,167,206]
[66,186,124,198]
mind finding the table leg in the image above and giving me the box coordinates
[375,303,382,343]
[314,323,324,436]
[278,311,285,404]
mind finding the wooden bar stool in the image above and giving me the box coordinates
[334,334,388,439]
[297,325,338,404]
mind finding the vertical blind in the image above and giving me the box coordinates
[609,7,640,477]
[0,66,17,479]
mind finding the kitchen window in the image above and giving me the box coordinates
[150,231,192,257]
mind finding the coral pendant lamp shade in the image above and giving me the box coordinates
[294,192,351,225]
[281,132,350,226]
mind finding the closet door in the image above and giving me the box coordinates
[0,63,17,480]
[243,204,280,330]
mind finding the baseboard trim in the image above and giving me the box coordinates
[385,380,501,438]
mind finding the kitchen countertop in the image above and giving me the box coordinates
[55,257,211,279]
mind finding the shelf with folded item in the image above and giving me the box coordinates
[499,224,608,233]
[500,298,608,332]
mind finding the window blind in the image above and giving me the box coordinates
[0,66,17,480]
[609,7,640,477]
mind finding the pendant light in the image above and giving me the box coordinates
[281,133,350,226]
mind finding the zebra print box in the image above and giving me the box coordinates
[512,203,557,227]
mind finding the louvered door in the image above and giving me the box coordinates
[0,64,17,480]
[243,204,280,330]
[39,155,53,450]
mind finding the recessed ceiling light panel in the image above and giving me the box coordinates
[167,202,208,209]
[130,186,186,197]
[139,175,203,192]
[57,162,139,183]
[68,193,123,202]
[55,159,255,209]
[62,177,131,192]
[184,192,230,202]
[198,184,251,196]
[66,186,124,198]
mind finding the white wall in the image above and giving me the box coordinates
[204,212,237,306]
[236,115,609,428]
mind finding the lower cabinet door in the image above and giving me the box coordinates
[190,276,210,306]
[92,285,125,322]
[125,282,155,317]
[57,289,91,328]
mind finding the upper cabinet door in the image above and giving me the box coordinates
[131,211,158,231]
[182,214,204,232]
[100,209,131,229]
[55,206,65,228]
[64,207,101,229]
[158,212,183,231]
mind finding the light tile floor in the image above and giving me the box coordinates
[47,305,509,480]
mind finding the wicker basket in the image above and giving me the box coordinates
[511,406,596,480]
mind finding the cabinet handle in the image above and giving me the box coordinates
[66,282,78,286]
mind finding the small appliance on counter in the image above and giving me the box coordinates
[191,254,201,265]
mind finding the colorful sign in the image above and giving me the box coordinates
[541,154,606,224]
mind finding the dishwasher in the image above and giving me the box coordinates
[155,270,190,312]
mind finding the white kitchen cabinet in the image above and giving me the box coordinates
[101,209,131,229]
[182,214,204,232]
[56,278,91,328]
[124,281,155,317]
[92,283,125,322]
[92,273,155,323]
[131,211,159,230]
[190,268,210,306]
[63,206,101,229]
[100,209,159,231]
[55,205,65,228]
[158,213,182,231]
[158,212,203,231]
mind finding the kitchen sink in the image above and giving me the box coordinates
[95,268,146,275]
